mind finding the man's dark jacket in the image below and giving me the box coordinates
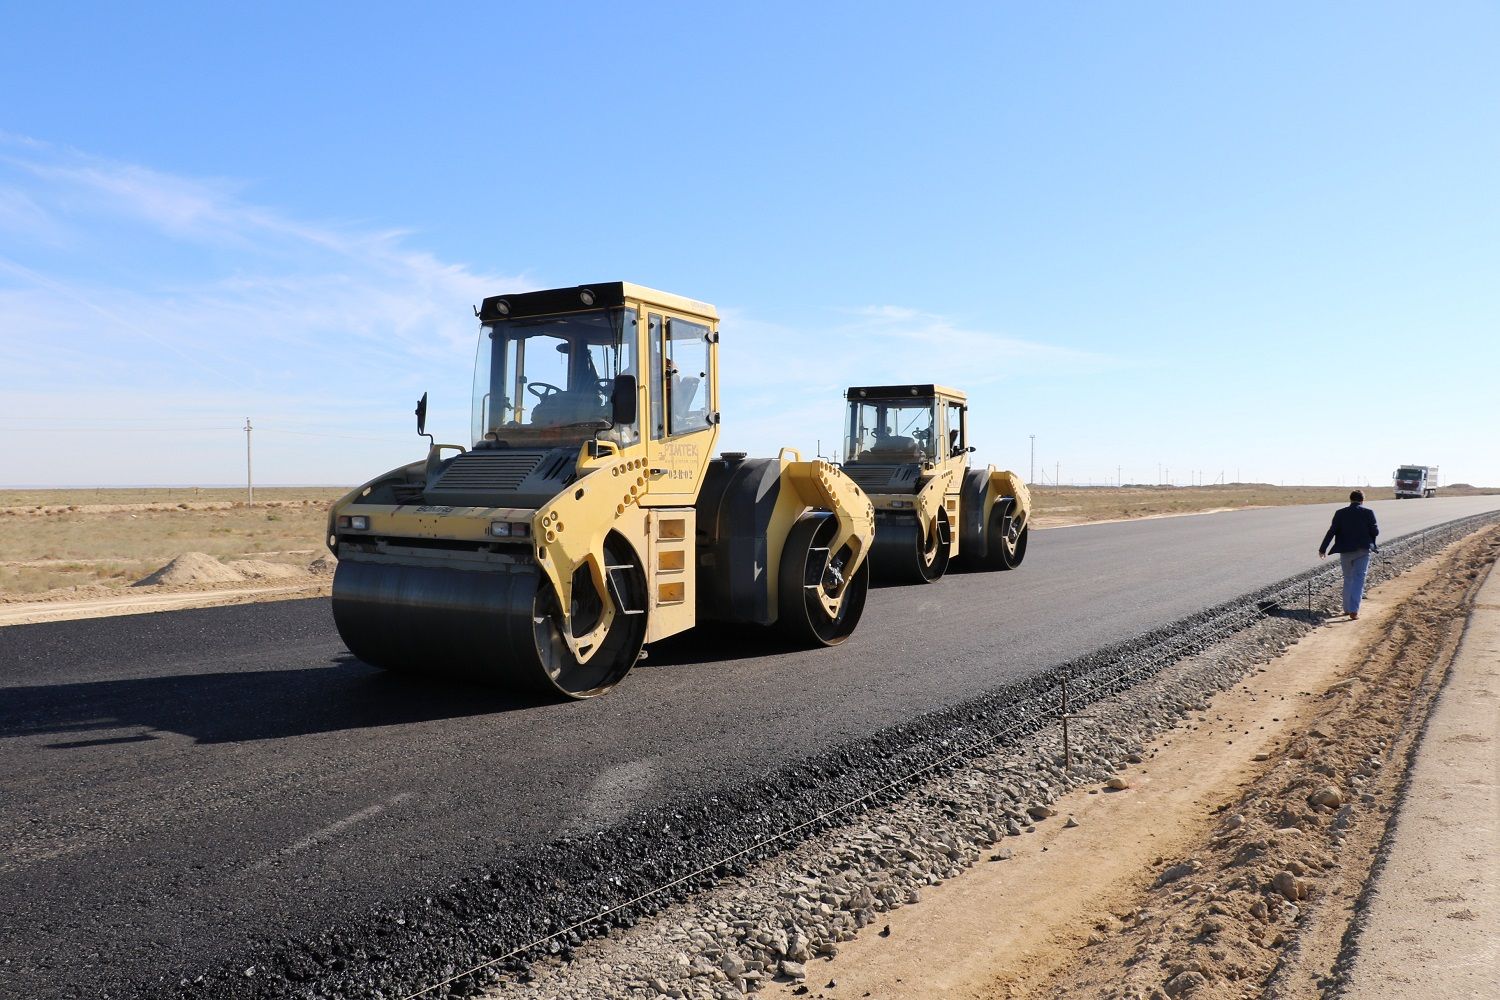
[1320,503,1379,555]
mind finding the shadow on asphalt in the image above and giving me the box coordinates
[639,622,807,668]
[0,657,559,746]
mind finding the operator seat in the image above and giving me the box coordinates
[865,430,923,461]
[670,375,701,428]
[531,390,608,427]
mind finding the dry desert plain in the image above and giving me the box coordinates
[1,483,1495,608]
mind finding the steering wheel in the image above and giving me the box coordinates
[527,382,564,400]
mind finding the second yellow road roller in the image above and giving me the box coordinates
[840,384,1030,583]
[326,283,874,698]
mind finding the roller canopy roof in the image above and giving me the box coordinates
[845,384,967,402]
[478,283,718,323]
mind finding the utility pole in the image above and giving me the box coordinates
[1030,434,1036,485]
[1117,465,1122,488]
[1055,460,1060,487]
[244,417,254,504]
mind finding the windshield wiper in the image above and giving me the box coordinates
[550,420,611,431]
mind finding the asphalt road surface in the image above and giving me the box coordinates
[3,495,1498,997]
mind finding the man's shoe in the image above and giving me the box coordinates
[1350,612,1359,621]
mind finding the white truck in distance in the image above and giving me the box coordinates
[1393,464,1439,499]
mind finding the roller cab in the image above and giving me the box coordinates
[841,384,1030,582]
[328,283,874,698]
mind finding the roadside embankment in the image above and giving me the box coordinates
[755,526,1499,1000]
[1338,556,1499,1000]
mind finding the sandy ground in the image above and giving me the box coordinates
[0,580,331,626]
[1341,564,1500,999]
[2,484,1495,625]
[772,527,1498,1000]
[0,491,337,598]
[0,487,340,623]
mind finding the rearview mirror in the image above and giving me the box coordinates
[415,392,429,437]
[611,375,637,426]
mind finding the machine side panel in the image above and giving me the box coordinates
[645,508,697,642]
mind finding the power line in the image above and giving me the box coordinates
[0,426,241,433]
[0,424,396,442]
[258,427,397,442]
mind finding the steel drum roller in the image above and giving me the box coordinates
[868,513,949,584]
[332,556,645,698]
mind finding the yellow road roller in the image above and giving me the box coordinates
[840,384,1030,583]
[326,283,874,698]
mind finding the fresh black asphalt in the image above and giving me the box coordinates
[2,496,1497,998]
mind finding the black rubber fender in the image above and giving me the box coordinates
[955,467,993,567]
[694,455,782,626]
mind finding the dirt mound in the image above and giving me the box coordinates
[227,559,305,581]
[133,552,246,588]
[308,554,338,576]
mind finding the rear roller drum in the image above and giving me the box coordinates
[981,500,1028,571]
[777,511,869,646]
[870,510,951,584]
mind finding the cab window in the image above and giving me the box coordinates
[666,318,712,434]
[946,401,965,457]
[648,314,665,440]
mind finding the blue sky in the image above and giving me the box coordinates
[2,2,1496,487]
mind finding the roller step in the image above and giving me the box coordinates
[605,563,645,615]
[803,546,832,590]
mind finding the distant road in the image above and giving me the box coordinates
[2,495,1497,998]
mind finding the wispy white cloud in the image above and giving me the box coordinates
[0,134,1113,484]
[0,188,62,242]
[0,134,527,484]
[714,303,1114,462]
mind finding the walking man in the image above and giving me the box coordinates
[1319,489,1380,619]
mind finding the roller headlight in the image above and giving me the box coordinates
[337,515,370,530]
[490,521,531,538]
